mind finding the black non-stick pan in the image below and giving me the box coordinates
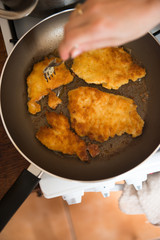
[0,9,160,230]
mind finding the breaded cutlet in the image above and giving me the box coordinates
[36,111,88,161]
[72,47,146,90]
[27,57,73,114]
[68,87,144,142]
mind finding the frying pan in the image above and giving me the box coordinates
[0,9,160,230]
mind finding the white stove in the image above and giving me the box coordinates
[0,3,160,204]
[39,150,160,204]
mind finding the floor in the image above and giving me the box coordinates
[1,191,160,240]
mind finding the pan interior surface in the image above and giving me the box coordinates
[1,10,160,181]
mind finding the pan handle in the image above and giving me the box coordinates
[0,165,41,231]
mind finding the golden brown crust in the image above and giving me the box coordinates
[36,111,88,161]
[27,57,73,114]
[48,90,62,109]
[87,143,100,158]
[68,87,144,142]
[72,47,146,90]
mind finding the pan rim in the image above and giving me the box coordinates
[0,10,160,182]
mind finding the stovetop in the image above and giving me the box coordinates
[0,0,85,54]
[0,4,160,204]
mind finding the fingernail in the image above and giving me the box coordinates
[71,48,82,58]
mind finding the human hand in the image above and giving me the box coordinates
[59,0,160,60]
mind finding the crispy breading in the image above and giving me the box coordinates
[87,143,100,158]
[68,87,144,142]
[48,90,62,109]
[72,47,146,89]
[27,57,73,114]
[36,112,89,161]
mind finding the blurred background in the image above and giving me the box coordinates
[1,191,160,240]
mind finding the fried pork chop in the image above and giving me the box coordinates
[36,112,89,161]
[68,87,144,142]
[27,57,73,114]
[72,47,146,90]
[48,90,62,109]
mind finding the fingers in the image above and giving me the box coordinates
[72,39,122,55]
[59,1,99,60]
[59,0,121,59]
[59,24,94,60]
[58,0,133,60]
[59,15,110,60]
[69,38,129,59]
[58,0,159,60]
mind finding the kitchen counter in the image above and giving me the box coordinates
[0,28,29,200]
